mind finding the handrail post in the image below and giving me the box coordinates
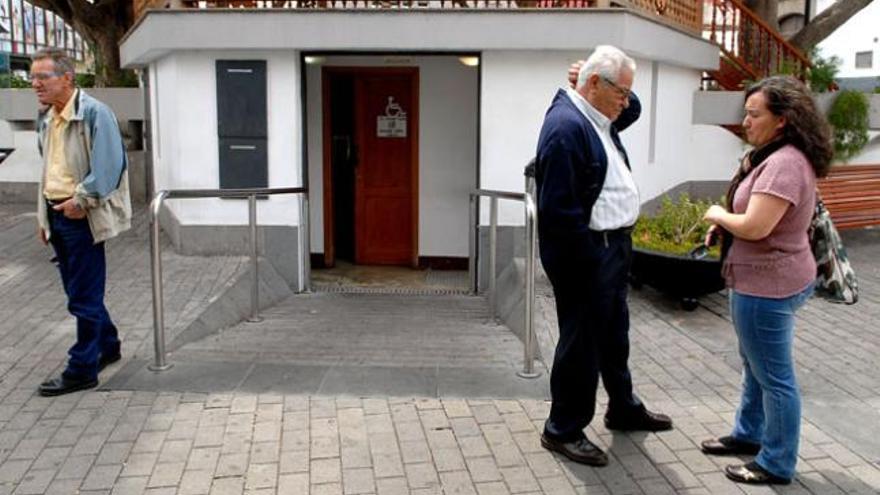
[468,193,477,294]
[148,190,173,372]
[488,197,498,322]
[301,194,311,293]
[247,194,263,323]
[518,193,540,379]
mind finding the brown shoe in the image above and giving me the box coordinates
[540,434,608,466]
[701,436,761,456]
[604,408,672,432]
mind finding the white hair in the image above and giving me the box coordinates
[576,45,637,90]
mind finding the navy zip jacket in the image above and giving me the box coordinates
[535,89,641,237]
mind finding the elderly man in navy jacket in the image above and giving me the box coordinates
[536,45,672,467]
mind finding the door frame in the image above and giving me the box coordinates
[321,66,420,267]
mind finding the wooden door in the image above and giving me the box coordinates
[353,69,419,265]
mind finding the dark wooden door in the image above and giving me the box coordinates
[353,69,418,265]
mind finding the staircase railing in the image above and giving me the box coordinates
[704,0,811,90]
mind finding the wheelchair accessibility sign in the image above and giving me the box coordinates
[377,96,407,138]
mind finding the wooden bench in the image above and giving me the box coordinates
[817,164,880,230]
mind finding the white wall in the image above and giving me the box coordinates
[816,0,880,78]
[305,55,478,257]
[480,51,735,224]
[648,64,744,201]
[0,130,42,183]
[147,48,742,243]
[480,50,591,225]
[151,50,302,226]
[847,133,880,164]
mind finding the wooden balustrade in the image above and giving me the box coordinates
[622,0,702,33]
[136,0,707,35]
[704,0,810,89]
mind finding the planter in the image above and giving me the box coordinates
[629,246,725,310]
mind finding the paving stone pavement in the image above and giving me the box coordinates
[1,202,879,494]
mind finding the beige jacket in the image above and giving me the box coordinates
[36,90,131,243]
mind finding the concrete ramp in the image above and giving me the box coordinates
[104,291,550,399]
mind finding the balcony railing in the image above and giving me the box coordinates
[704,0,810,89]
[135,0,705,35]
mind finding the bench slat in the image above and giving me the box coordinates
[815,164,880,230]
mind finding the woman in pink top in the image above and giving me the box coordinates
[700,76,833,485]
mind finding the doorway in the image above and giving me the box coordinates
[322,67,420,267]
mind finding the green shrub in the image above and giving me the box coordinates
[828,90,869,162]
[0,73,31,88]
[807,49,840,93]
[75,73,96,88]
[633,193,721,259]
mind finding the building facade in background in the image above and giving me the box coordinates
[0,0,88,73]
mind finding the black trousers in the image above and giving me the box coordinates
[539,228,642,441]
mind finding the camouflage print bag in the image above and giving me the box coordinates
[810,198,858,304]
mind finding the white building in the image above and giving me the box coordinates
[815,0,880,80]
[114,4,751,290]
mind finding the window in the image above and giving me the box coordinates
[855,51,873,69]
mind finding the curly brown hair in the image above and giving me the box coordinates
[745,76,833,178]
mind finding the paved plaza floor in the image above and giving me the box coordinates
[0,202,878,494]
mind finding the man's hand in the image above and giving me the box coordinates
[53,198,87,220]
[38,227,48,245]
[568,60,585,89]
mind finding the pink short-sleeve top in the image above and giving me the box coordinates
[723,144,817,298]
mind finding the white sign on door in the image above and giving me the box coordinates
[377,96,407,138]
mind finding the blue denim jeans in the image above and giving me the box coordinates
[49,210,120,381]
[729,283,813,480]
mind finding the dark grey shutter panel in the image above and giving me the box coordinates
[218,138,268,190]
[216,60,268,189]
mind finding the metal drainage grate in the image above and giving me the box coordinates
[424,269,469,288]
[311,284,471,296]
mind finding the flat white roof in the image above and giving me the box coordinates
[121,9,719,70]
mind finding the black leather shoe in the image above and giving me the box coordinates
[98,352,121,373]
[540,434,609,466]
[701,436,761,456]
[604,409,673,432]
[38,375,98,397]
[725,461,791,485]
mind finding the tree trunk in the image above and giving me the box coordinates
[89,26,128,87]
[28,0,134,87]
[744,0,780,32]
[741,0,780,73]
[789,0,874,52]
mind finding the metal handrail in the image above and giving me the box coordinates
[149,186,309,371]
[468,186,539,379]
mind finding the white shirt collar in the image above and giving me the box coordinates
[564,86,611,131]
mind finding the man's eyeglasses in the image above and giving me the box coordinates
[600,76,632,99]
[30,71,65,81]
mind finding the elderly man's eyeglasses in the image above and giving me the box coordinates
[30,71,65,81]
[600,76,632,99]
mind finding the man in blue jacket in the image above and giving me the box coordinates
[31,48,132,397]
[536,46,672,466]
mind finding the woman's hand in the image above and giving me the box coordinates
[703,205,727,225]
[704,224,721,247]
